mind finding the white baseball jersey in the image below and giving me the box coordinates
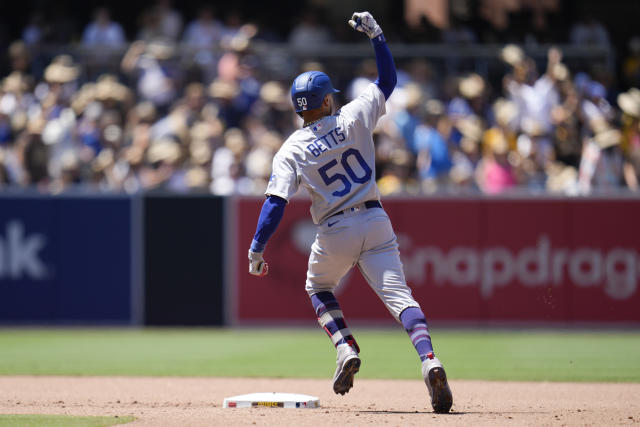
[266,83,386,224]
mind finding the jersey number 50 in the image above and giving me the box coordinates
[318,148,372,197]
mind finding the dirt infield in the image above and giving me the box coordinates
[1,376,638,426]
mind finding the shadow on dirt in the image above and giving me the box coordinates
[357,410,549,416]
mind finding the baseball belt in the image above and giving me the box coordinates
[328,200,382,219]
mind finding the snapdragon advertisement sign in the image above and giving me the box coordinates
[234,197,640,324]
[404,235,636,301]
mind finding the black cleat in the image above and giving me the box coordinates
[422,356,453,413]
[332,344,361,395]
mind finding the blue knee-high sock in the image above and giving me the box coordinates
[310,291,359,353]
[400,307,434,362]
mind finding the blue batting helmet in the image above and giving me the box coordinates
[290,71,339,115]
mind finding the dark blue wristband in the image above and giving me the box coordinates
[250,239,265,253]
[371,33,386,45]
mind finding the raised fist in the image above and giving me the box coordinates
[348,12,383,39]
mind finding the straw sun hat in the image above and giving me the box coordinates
[44,55,79,84]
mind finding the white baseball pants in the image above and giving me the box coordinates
[305,206,419,321]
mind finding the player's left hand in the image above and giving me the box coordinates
[248,250,269,276]
[348,11,383,39]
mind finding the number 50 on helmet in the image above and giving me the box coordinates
[290,71,340,116]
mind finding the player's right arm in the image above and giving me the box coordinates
[343,12,397,130]
[348,11,397,100]
[248,149,299,276]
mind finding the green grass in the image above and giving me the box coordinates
[0,328,639,382]
[0,414,134,427]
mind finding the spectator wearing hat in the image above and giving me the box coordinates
[578,128,625,194]
[581,80,614,129]
[517,117,554,191]
[210,127,252,195]
[188,121,214,167]
[448,73,485,120]
[13,117,49,188]
[141,137,185,191]
[476,124,518,194]
[208,78,243,129]
[89,147,117,191]
[244,130,281,192]
[549,64,582,169]
[148,101,190,148]
[1,72,36,144]
[618,88,640,142]
[121,39,180,115]
[94,74,132,112]
[116,144,147,194]
[219,51,261,121]
[484,98,518,154]
[76,96,103,156]
[506,48,561,139]
[49,150,82,194]
[393,82,425,155]
[251,81,297,137]
[41,55,80,112]
[444,73,487,152]
[72,75,130,165]
[0,70,36,184]
[449,115,483,191]
[34,56,83,182]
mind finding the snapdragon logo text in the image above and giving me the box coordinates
[402,235,638,300]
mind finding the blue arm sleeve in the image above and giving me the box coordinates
[372,34,397,100]
[249,195,287,253]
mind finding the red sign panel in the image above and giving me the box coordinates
[233,197,640,324]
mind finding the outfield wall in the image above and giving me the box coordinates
[233,196,640,325]
[143,195,226,326]
[0,195,134,323]
[1,194,639,325]
[0,194,226,325]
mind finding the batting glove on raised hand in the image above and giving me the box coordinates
[248,250,269,277]
[348,11,382,39]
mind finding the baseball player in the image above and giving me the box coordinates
[248,12,452,413]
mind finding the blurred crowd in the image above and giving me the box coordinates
[372,45,640,195]
[1,2,640,196]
